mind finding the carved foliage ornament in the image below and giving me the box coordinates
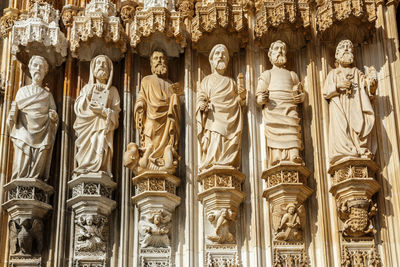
[0,8,19,38]
[316,0,377,34]
[130,7,186,49]
[70,0,127,59]
[191,2,248,45]
[255,0,311,38]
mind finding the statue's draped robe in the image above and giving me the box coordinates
[256,68,302,165]
[9,85,58,180]
[134,75,180,167]
[196,73,243,171]
[323,66,375,165]
[74,84,120,176]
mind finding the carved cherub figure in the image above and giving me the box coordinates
[75,214,107,252]
[138,209,172,248]
[207,208,237,244]
[275,203,304,242]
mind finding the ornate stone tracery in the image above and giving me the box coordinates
[70,0,127,61]
[316,0,377,42]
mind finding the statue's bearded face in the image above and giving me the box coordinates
[211,46,229,73]
[336,41,354,66]
[269,42,287,67]
[29,56,48,84]
[94,56,110,81]
[151,51,168,76]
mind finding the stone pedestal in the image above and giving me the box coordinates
[197,166,246,266]
[329,158,381,266]
[262,163,312,266]
[2,178,54,266]
[132,171,181,266]
[11,1,67,67]
[67,172,117,267]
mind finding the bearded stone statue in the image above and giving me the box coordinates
[196,44,246,172]
[124,50,182,175]
[73,55,121,176]
[323,40,378,165]
[256,40,305,167]
[7,55,58,181]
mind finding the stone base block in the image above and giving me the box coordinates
[9,254,42,267]
[139,247,172,267]
[198,166,246,213]
[340,236,380,266]
[67,172,117,215]
[205,244,240,267]
[73,257,106,267]
[132,171,181,214]
[273,241,308,267]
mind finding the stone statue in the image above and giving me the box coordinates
[6,55,58,181]
[126,49,182,175]
[138,209,172,248]
[73,55,121,176]
[256,40,304,167]
[9,218,44,255]
[196,44,246,172]
[275,203,304,242]
[323,39,378,165]
[75,214,107,252]
[207,208,237,244]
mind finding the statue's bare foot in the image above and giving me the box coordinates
[290,156,303,165]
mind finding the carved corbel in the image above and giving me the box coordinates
[61,4,80,28]
[0,8,20,38]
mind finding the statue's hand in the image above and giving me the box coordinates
[337,79,352,92]
[257,91,269,105]
[199,101,209,112]
[89,102,104,116]
[49,109,58,122]
[293,92,305,104]
[135,101,145,114]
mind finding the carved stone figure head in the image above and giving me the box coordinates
[286,203,297,215]
[268,40,287,67]
[86,215,94,226]
[89,55,114,90]
[209,44,229,75]
[28,55,49,86]
[150,49,168,77]
[335,39,354,67]
[123,142,140,169]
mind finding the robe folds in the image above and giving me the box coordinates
[9,85,58,180]
[256,69,302,150]
[134,75,180,165]
[323,66,376,165]
[196,73,243,171]
[73,84,120,176]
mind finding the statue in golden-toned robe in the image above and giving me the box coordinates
[196,44,246,172]
[323,40,378,165]
[125,50,182,174]
[73,55,121,176]
[256,40,305,167]
[7,55,58,181]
